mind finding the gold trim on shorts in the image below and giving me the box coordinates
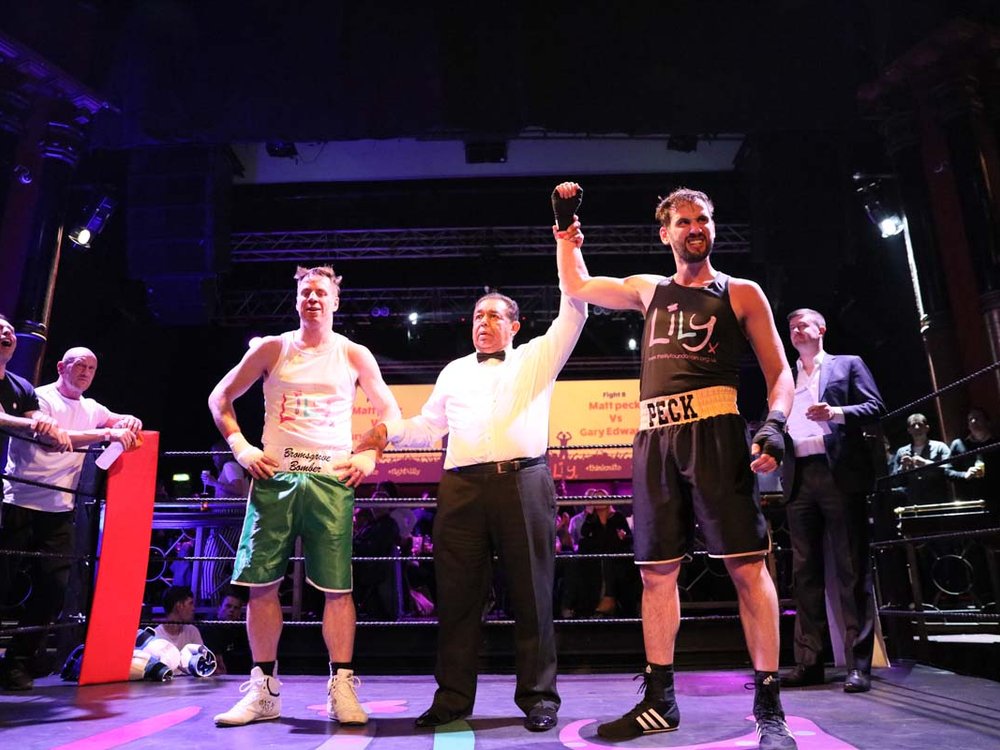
[638,386,739,431]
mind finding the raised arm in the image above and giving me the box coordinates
[208,337,282,479]
[553,181,660,313]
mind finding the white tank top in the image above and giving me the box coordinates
[262,331,357,462]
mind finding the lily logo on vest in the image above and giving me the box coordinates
[645,394,700,428]
[647,303,718,354]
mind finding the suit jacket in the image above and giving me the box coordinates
[782,353,886,501]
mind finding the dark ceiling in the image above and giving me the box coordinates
[3,1,999,451]
[5,1,997,146]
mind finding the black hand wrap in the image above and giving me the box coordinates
[751,410,787,463]
[552,185,583,231]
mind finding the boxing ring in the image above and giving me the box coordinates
[2,361,1000,748]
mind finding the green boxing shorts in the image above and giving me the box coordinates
[232,471,355,592]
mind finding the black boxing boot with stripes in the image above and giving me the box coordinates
[597,664,680,741]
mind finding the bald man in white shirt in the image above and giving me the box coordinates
[357,287,586,732]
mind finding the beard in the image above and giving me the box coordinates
[674,237,713,263]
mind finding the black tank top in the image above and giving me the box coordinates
[638,272,747,400]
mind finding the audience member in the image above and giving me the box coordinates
[203,585,251,675]
[0,343,140,691]
[352,507,401,619]
[561,504,637,618]
[554,510,574,553]
[945,407,998,513]
[890,413,951,504]
[0,314,71,459]
[153,585,205,650]
[201,440,250,498]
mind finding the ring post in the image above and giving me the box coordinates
[79,431,159,685]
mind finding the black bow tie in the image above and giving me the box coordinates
[477,350,505,363]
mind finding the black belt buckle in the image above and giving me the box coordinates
[496,459,519,474]
[452,455,544,475]
[502,456,544,473]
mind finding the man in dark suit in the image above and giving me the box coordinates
[780,308,885,694]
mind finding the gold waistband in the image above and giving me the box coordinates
[638,386,739,430]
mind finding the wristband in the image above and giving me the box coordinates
[226,432,250,456]
[764,409,787,426]
[351,450,377,477]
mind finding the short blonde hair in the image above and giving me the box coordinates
[294,265,342,291]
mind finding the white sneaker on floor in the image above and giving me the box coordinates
[214,667,282,726]
[327,668,369,724]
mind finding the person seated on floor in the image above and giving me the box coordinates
[203,585,250,675]
[153,585,204,650]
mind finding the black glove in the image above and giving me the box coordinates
[751,410,786,463]
[552,185,583,231]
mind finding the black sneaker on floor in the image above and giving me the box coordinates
[0,658,34,691]
[753,673,796,750]
[755,712,796,750]
[596,699,680,741]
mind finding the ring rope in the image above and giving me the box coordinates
[0,426,102,453]
[161,443,635,458]
[161,495,638,507]
[0,471,100,498]
[881,359,1000,422]
[147,613,748,629]
[877,608,999,621]
[0,548,91,560]
[870,526,1000,549]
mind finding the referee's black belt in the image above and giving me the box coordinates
[449,456,546,475]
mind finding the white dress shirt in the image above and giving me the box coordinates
[787,351,844,458]
[385,294,586,469]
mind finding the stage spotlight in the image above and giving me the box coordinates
[247,336,264,349]
[855,179,904,238]
[627,337,637,351]
[67,194,117,249]
[854,173,925,319]
[408,312,419,325]
[68,227,92,248]
[878,216,904,238]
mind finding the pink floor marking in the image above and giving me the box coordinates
[50,706,202,750]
